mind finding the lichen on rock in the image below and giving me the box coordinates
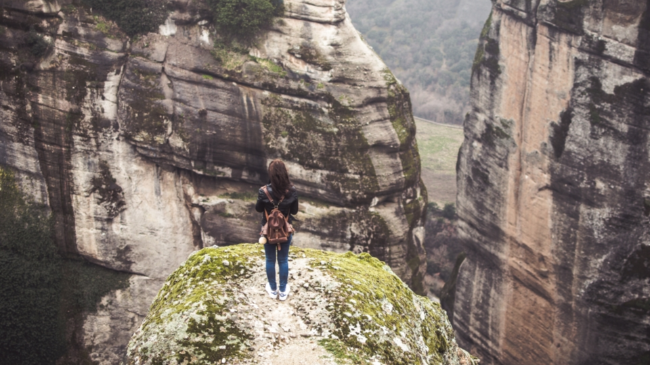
[127,244,477,365]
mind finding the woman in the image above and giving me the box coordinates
[255,159,299,301]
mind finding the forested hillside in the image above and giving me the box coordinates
[346,0,491,124]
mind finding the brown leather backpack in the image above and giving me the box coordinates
[260,186,294,250]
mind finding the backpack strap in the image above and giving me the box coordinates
[261,186,288,251]
[262,185,285,209]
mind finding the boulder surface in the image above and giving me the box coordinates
[127,244,477,365]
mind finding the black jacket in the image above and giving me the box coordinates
[255,184,299,225]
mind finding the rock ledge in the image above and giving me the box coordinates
[127,244,477,365]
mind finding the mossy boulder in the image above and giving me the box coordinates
[127,244,477,365]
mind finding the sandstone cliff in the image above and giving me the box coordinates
[127,244,478,365]
[455,0,650,364]
[0,0,427,362]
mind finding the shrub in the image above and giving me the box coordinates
[26,26,50,58]
[442,203,456,220]
[81,0,169,37]
[427,201,440,213]
[209,0,279,40]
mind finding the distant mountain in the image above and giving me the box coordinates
[346,0,492,124]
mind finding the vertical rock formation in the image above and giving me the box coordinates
[0,0,427,362]
[455,0,650,364]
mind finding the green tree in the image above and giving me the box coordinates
[210,0,277,39]
[81,0,169,37]
[442,203,456,220]
[26,26,50,57]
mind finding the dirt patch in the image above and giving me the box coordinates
[236,255,338,365]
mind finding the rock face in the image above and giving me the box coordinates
[127,244,478,365]
[0,0,426,362]
[455,0,650,364]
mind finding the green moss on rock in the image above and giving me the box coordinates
[481,122,510,148]
[288,45,332,71]
[472,13,501,83]
[129,246,258,364]
[248,55,287,78]
[121,65,170,145]
[80,0,169,37]
[588,103,602,126]
[211,41,250,72]
[553,0,589,35]
[387,83,412,146]
[127,245,478,365]
[261,96,380,197]
[381,68,397,86]
[480,11,492,39]
[404,197,424,227]
[400,142,421,185]
[386,81,421,186]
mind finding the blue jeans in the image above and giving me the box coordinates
[264,235,292,292]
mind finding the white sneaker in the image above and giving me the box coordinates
[266,282,278,299]
[279,284,290,301]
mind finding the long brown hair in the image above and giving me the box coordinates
[268,159,292,199]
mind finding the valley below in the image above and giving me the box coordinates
[415,117,463,206]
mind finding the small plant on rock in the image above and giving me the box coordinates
[427,202,440,213]
[26,26,50,58]
[442,203,456,220]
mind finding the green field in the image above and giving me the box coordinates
[415,118,464,205]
